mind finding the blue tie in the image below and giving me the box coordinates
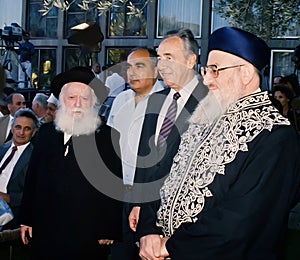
[0,146,18,174]
[157,92,181,149]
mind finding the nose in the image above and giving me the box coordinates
[75,97,81,107]
[19,127,25,135]
[157,59,167,70]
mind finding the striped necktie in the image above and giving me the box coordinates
[157,92,181,149]
[0,146,18,174]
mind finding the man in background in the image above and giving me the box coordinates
[17,32,35,88]
[0,93,26,145]
[44,93,59,123]
[31,93,48,124]
[91,63,104,82]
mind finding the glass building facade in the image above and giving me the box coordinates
[1,0,299,92]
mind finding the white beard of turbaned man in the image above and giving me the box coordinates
[189,81,244,126]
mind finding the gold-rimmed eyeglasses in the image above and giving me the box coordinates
[200,64,245,78]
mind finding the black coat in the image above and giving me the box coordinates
[20,122,123,260]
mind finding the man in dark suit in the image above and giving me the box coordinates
[0,108,38,230]
[127,29,208,246]
[20,67,123,260]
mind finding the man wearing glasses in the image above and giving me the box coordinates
[139,27,300,260]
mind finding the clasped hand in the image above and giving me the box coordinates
[139,234,170,260]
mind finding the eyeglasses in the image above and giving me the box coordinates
[200,64,245,78]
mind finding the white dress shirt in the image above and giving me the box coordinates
[154,76,199,145]
[108,80,165,185]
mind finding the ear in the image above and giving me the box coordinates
[153,66,159,79]
[187,54,197,69]
[241,64,255,85]
[32,128,37,138]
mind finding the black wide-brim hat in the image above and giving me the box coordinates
[208,26,270,71]
[51,66,108,104]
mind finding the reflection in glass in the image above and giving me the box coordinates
[65,0,97,38]
[157,0,202,37]
[64,48,98,71]
[28,1,58,38]
[31,49,56,90]
[269,50,300,91]
[109,0,147,37]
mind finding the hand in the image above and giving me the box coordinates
[129,206,140,232]
[139,234,167,260]
[98,239,114,245]
[160,237,170,259]
[20,225,32,245]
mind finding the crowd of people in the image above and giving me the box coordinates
[0,25,299,260]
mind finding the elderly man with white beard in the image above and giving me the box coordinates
[19,67,124,260]
[138,27,300,260]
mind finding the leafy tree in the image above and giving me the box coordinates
[215,0,300,40]
[40,0,152,17]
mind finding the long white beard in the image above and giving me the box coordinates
[55,104,101,136]
[189,89,239,125]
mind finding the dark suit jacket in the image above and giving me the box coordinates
[132,80,209,237]
[0,115,11,146]
[133,82,208,194]
[0,142,34,229]
[20,122,123,260]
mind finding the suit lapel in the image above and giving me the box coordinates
[0,116,10,145]
[137,88,170,156]
[0,143,11,161]
[10,144,33,181]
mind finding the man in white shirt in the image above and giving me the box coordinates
[105,64,126,97]
[107,47,164,260]
[91,63,104,82]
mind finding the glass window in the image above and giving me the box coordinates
[212,0,300,38]
[64,47,98,71]
[108,0,147,37]
[106,48,132,65]
[32,48,56,90]
[65,0,98,38]
[157,0,202,38]
[28,0,58,38]
[269,50,299,91]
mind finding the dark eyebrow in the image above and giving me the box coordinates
[135,62,146,66]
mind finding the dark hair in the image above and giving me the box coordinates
[273,83,294,100]
[5,93,20,104]
[128,46,158,67]
[165,28,199,58]
[12,108,39,129]
[282,73,300,97]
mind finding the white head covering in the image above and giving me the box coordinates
[47,93,59,107]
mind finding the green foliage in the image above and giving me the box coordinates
[41,0,153,17]
[215,0,300,40]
